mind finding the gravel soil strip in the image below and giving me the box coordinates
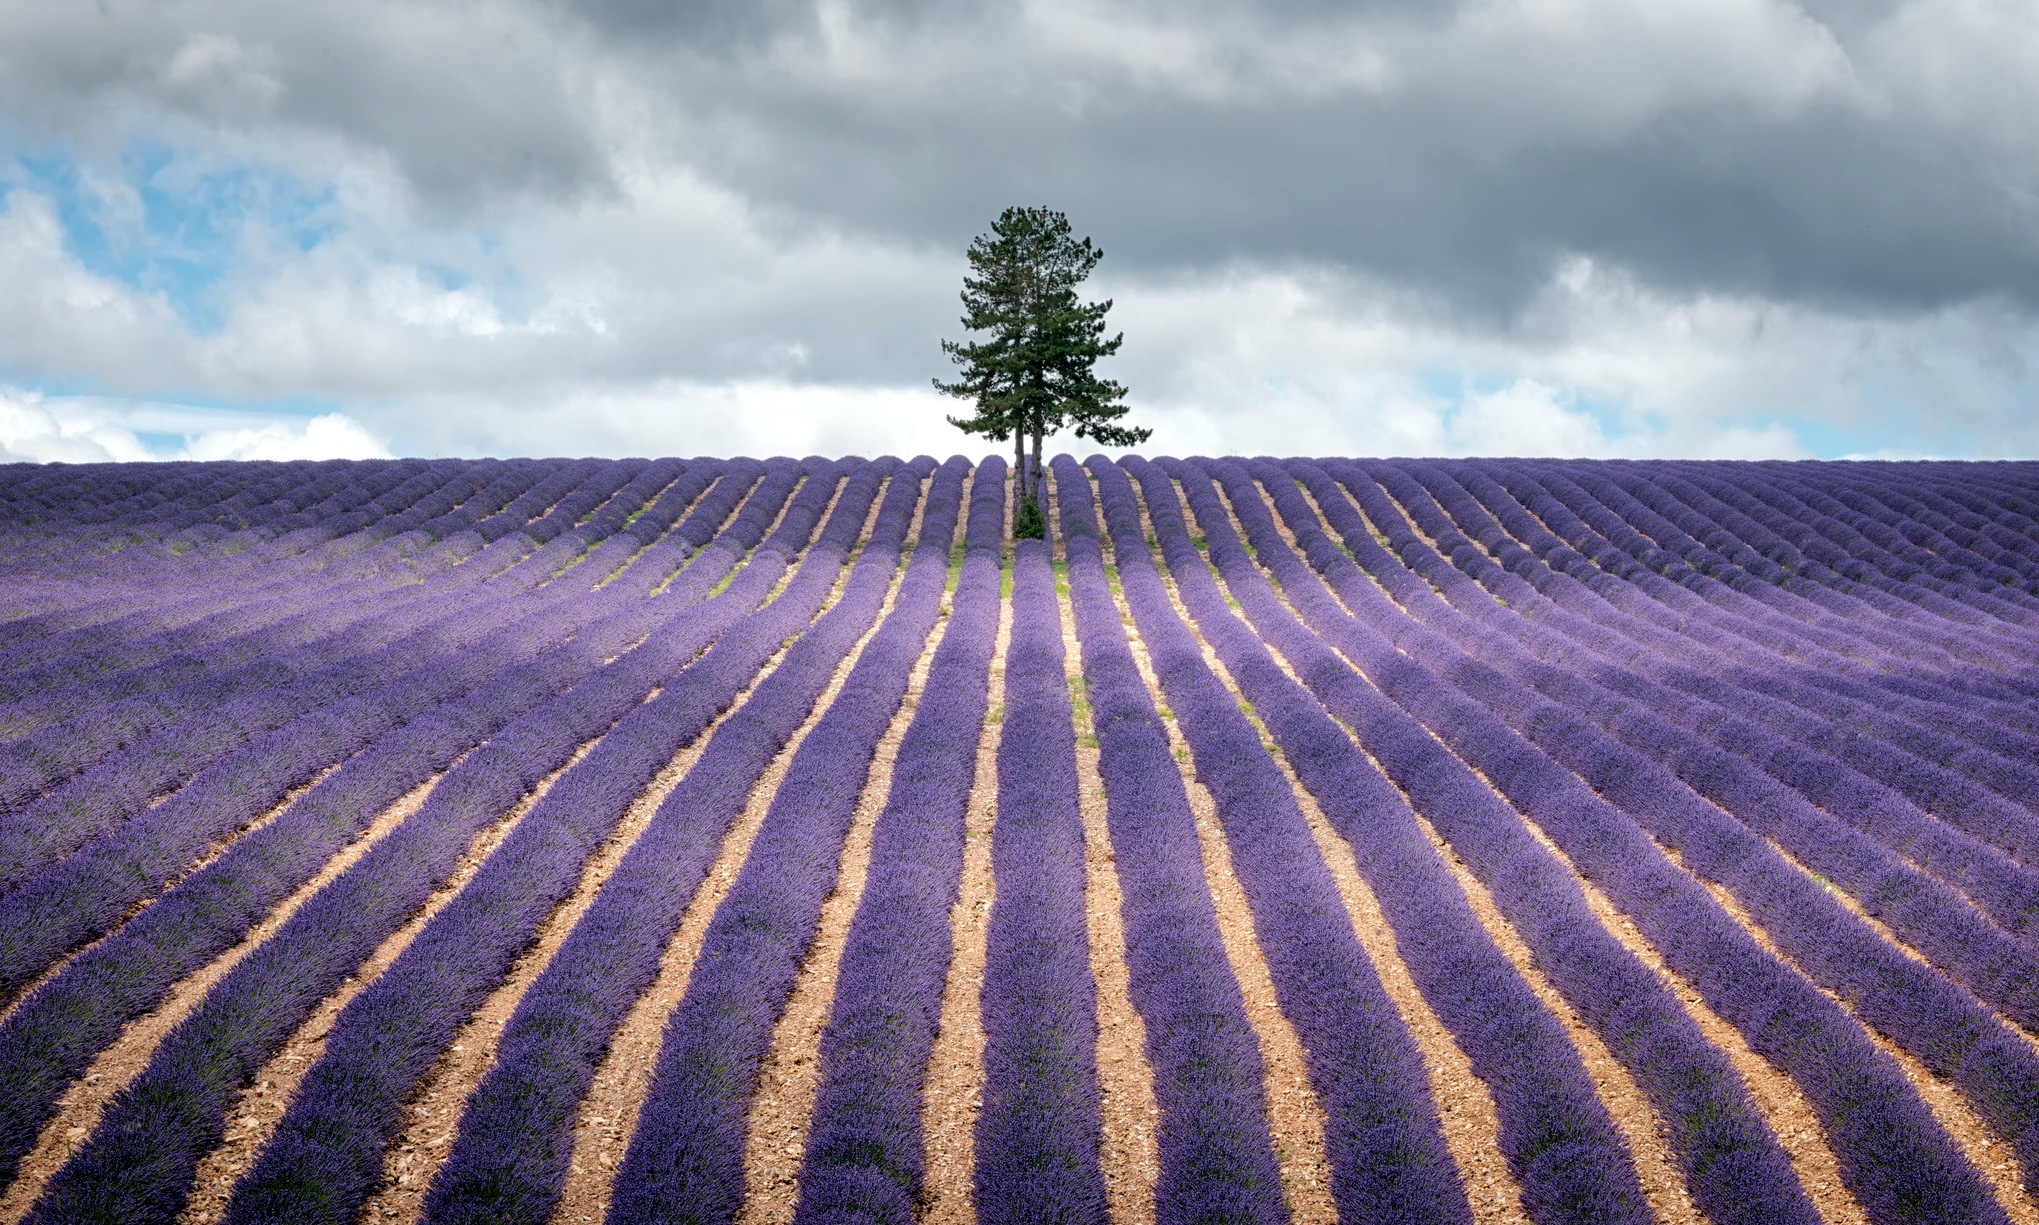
[920,586,1009,1225]
[546,725,799,1223]
[0,765,337,1035]
[1117,483,1349,1224]
[1401,804,1671,1224]
[1283,764,1525,1225]
[1530,821,1871,1225]
[1290,457,2028,1222]
[1239,471,1750,1220]
[1230,461,1856,1224]
[174,743,600,1225]
[738,466,940,1221]
[1760,828,2039,1060]
[363,687,762,1223]
[1045,481,1161,1225]
[545,545,907,1224]
[0,775,439,1225]
[367,473,906,1225]
[1072,739,1162,1225]
[1183,481,1527,1218]
[1672,846,2038,1225]
[739,588,949,1221]
[1181,767,1337,1223]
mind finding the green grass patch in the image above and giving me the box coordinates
[1067,674,1097,748]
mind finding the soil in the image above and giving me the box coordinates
[1047,483,1163,1225]
[738,562,949,1223]
[1110,479,1338,1223]
[10,460,2037,1225]
[1672,844,2039,1225]
[178,740,600,1225]
[0,774,439,1225]
[918,589,1008,1225]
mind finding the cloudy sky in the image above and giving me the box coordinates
[1,0,2036,463]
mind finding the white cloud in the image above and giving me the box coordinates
[354,379,964,460]
[2,151,2029,462]
[1,0,2037,461]
[0,389,154,463]
[178,411,390,460]
[0,389,390,463]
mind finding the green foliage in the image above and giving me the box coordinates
[1013,494,1046,540]
[935,205,1150,533]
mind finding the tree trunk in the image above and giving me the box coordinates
[1031,426,1044,512]
[1013,429,1026,507]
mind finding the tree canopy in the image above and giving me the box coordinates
[935,205,1148,536]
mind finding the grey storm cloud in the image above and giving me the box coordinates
[539,0,2039,320]
[0,0,609,212]
[5,0,2035,317]
[3,0,2037,463]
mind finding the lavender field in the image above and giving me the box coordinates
[2,453,2038,1225]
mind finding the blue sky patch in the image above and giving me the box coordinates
[7,142,337,334]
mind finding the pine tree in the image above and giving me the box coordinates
[935,206,1149,536]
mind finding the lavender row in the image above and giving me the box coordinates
[1215,458,1918,1224]
[1405,461,2039,925]
[0,494,460,666]
[0,458,410,546]
[964,533,1110,1225]
[421,457,970,1225]
[788,460,1000,1225]
[0,453,678,695]
[0,460,755,853]
[0,459,514,648]
[0,505,579,801]
[1403,458,2034,745]
[1815,465,2039,583]
[0,530,527,749]
[1599,459,2023,632]
[0,565,624,1000]
[0,527,600,877]
[1406,456,2024,691]
[1511,462,2039,709]
[1442,463,2039,760]
[0,468,799,1192]
[1242,458,1831,1223]
[1328,464,2039,1196]
[1111,459,1486,1222]
[1508,462,2039,710]
[1353,456,1987,690]
[0,531,481,706]
[1344,461,2039,873]
[1508,463,2029,680]
[1244,460,2011,1223]
[1594,463,2039,654]
[1365,462,2039,974]
[0,544,563,894]
[597,460,970,1225]
[19,462,856,1224]
[0,456,666,670]
[1403,462,2039,934]
[1638,462,2039,623]
[1051,461,1298,1225]
[0,461,774,1002]
[1576,470,2039,814]
[1116,456,1678,1225]
[17,450,693,697]
[1677,463,2039,626]
[1715,465,2039,628]
[211,460,903,1225]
